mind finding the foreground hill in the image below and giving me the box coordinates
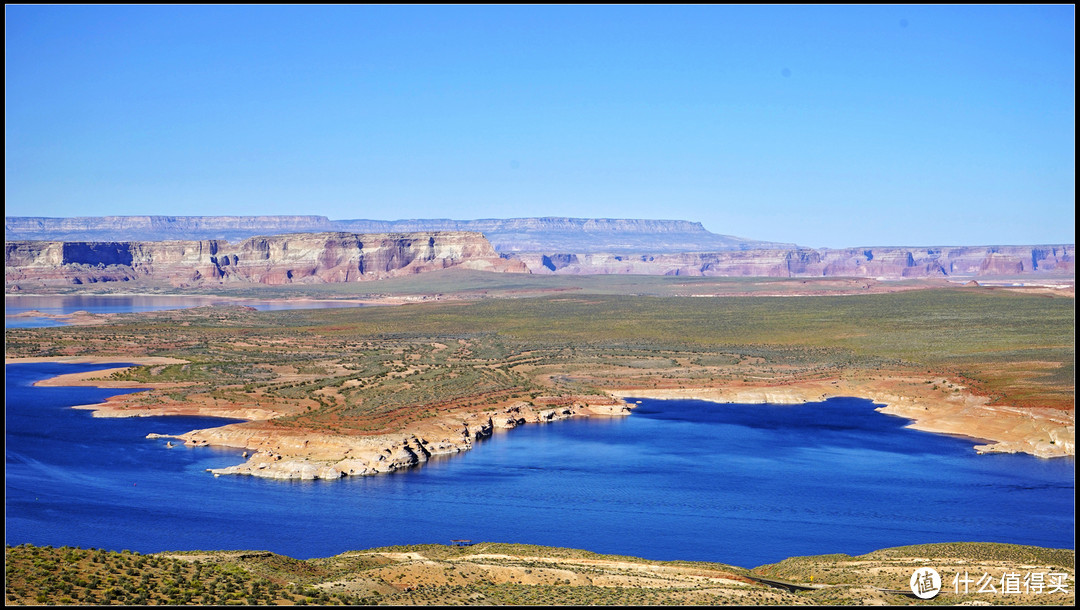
[5,542,1073,605]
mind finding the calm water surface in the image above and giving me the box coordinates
[5,295,363,328]
[5,362,1073,567]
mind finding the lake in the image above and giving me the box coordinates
[5,295,364,328]
[4,361,1073,568]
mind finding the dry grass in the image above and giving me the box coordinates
[7,542,1072,605]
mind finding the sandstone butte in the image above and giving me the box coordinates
[22,355,1075,482]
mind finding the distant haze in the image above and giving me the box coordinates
[4,215,794,252]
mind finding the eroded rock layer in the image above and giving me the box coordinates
[5,232,528,287]
[167,400,632,481]
[513,245,1074,278]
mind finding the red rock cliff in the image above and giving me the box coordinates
[5,232,529,287]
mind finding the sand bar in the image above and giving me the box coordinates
[7,356,189,388]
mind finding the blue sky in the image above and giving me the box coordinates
[5,5,1074,247]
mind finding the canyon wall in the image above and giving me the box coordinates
[8,238,1070,290]
[512,245,1074,278]
[5,232,529,288]
[5,216,1073,287]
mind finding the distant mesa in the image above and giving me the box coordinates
[3,215,1074,287]
[4,215,793,254]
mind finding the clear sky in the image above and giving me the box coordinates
[5,5,1075,247]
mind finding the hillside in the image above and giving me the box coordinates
[5,542,1073,605]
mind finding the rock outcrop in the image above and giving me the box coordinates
[165,400,632,481]
[5,232,529,287]
[512,245,1074,279]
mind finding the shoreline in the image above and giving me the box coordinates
[7,357,633,480]
[11,355,191,390]
[7,358,1074,482]
[609,382,1074,459]
[6,291,375,303]
[4,295,404,327]
[10,355,190,365]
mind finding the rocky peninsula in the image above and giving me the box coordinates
[18,355,1073,481]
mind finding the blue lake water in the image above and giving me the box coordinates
[5,362,1074,568]
[5,295,364,328]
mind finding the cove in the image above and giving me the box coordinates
[4,362,1074,568]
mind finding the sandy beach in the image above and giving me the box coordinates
[10,356,191,388]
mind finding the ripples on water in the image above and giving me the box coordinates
[4,362,1073,567]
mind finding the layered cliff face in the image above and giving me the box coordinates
[6,220,1073,287]
[6,239,1072,288]
[513,245,1075,279]
[5,232,529,287]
